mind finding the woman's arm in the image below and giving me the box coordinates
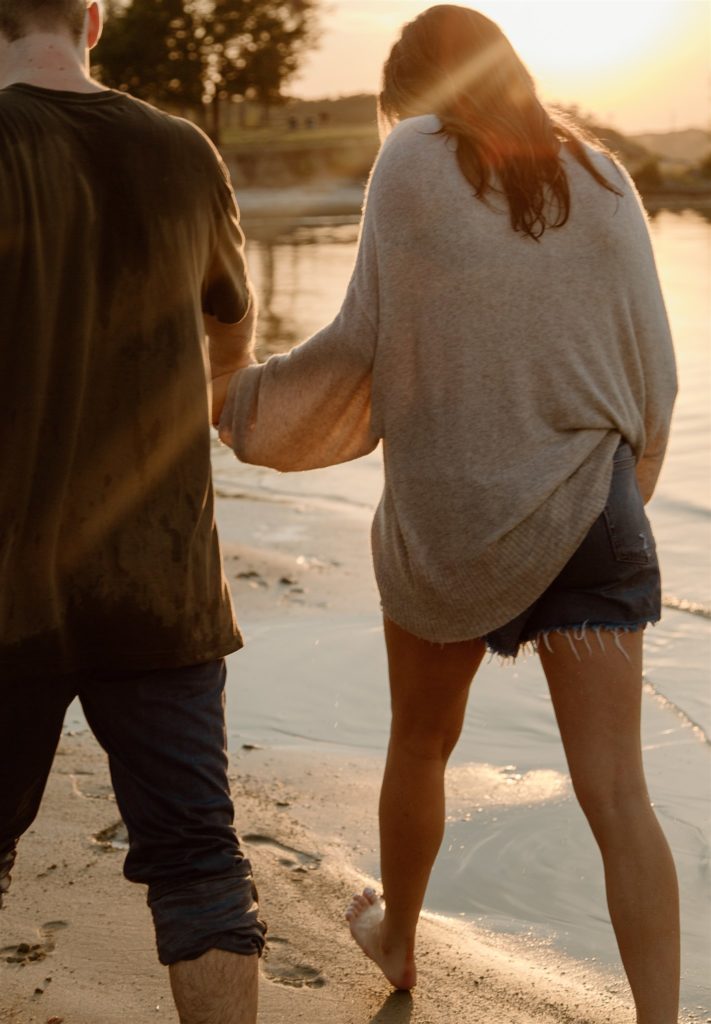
[628,188,678,503]
[219,310,377,471]
[218,190,380,472]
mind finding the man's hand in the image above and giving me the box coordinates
[205,302,257,428]
[211,370,237,428]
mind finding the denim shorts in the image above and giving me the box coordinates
[484,441,661,659]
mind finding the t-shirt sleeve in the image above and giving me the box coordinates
[202,159,252,325]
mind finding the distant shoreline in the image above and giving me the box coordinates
[235,179,711,225]
[640,189,711,212]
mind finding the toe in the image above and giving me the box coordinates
[346,894,367,919]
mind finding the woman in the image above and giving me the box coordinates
[216,6,679,1020]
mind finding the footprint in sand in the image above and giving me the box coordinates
[262,937,325,989]
[92,820,129,851]
[241,834,321,874]
[2,921,68,964]
[68,772,115,801]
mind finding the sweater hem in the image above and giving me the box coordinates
[374,437,620,644]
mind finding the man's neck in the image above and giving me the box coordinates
[0,32,104,93]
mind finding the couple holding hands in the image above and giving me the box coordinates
[0,2,678,1023]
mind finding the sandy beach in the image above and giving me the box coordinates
[0,731,641,1024]
[1,452,680,1024]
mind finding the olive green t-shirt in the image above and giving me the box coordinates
[0,84,249,676]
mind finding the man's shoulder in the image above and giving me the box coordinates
[118,92,218,158]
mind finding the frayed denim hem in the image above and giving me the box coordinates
[485,617,660,663]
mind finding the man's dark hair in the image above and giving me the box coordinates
[0,0,86,42]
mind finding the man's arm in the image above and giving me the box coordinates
[205,299,257,427]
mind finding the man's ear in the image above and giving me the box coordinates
[86,1,103,50]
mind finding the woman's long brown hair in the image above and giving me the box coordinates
[379,4,622,240]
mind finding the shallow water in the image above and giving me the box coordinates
[230,206,711,1013]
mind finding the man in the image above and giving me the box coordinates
[0,2,264,1021]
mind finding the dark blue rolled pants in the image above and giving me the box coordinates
[0,659,266,964]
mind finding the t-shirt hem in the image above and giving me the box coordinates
[0,636,244,679]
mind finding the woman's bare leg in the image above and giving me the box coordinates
[347,617,486,988]
[539,629,680,1024]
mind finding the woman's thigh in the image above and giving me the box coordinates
[383,617,486,758]
[538,628,649,819]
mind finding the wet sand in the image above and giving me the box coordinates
[0,733,638,1024]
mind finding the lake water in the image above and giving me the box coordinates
[229,204,711,1015]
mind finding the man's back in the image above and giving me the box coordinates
[0,8,263,1018]
[0,84,249,674]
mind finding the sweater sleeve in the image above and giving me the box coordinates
[604,158,677,504]
[218,191,380,472]
[636,337,677,505]
[624,175,678,504]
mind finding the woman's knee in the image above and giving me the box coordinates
[389,714,464,762]
[572,774,652,840]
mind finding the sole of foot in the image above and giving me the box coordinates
[345,887,417,991]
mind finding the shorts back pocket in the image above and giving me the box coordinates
[603,460,654,566]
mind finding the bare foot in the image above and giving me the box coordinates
[345,887,417,990]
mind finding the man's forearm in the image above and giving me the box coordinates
[205,297,257,378]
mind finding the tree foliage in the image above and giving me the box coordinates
[94,0,321,138]
[698,152,711,180]
[96,0,203,108]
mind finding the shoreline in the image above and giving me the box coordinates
[1,730,639,1024]
[233,181,711,226]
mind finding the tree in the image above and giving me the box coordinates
[95,0,203,111]
[631,158,663,192]
[94,0,321,142]
[205,0,320,134]
[698,152,711,180]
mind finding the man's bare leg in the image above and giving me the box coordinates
[169,949,258,1024]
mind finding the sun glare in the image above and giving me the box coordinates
[297,1,709,132]
[487,1,685,79]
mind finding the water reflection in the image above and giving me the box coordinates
[243,216,361,360]
[251,238,301,356]
[242,202,711,363]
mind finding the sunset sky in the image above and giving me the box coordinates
[293,0,710,135]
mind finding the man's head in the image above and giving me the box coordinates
[0,1,89,43]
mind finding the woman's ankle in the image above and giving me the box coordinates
[381,913,417,957]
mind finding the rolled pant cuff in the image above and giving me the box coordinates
[0,839,17,908]
[148,868,267,965]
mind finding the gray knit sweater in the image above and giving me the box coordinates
[220,115,677,642]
